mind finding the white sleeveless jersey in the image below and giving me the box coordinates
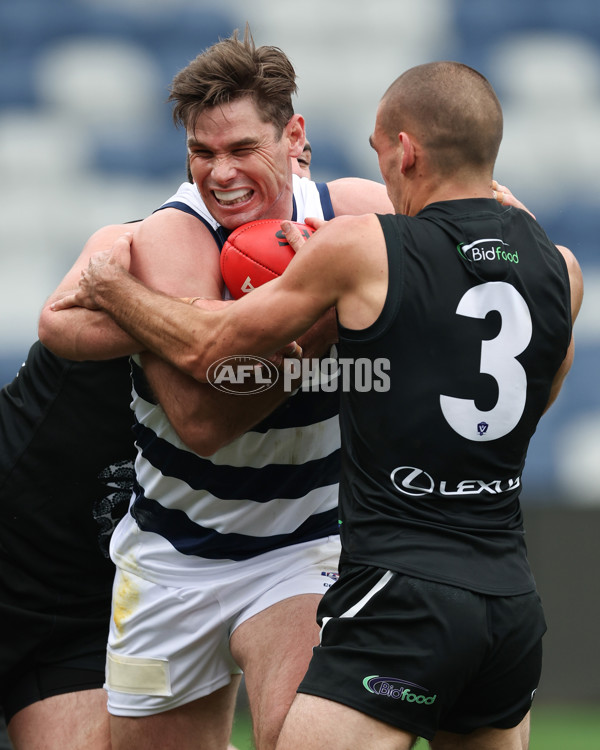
[110,176,340,584]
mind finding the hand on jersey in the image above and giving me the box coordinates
[491,180,535,218]
[51,232,133,311]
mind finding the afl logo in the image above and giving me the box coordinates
[206,355,279,395]
[390,466,434,496]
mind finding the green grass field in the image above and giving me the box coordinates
[229,704,600,749]
[528,705,600,750]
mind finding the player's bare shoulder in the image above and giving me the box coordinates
[311,213,387,287]
[323,213,389,330]
[327,177,393,215]
[317,212,384,243]
[130,207,222,296]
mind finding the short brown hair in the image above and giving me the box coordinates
[380,61,503,177]
[169,25,297,135]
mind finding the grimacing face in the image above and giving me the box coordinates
[187,97,305,230]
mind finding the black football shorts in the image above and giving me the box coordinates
[298,565,546,740]
[0,562,110,722]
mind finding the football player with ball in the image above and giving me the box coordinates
[41,26,396,750]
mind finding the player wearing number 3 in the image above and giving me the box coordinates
[54,61,583,750]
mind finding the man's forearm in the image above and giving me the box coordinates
[89,268,212,376]
[143,351,301,455]
[40,302,143,360]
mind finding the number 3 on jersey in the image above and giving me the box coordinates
[440,281,532,441]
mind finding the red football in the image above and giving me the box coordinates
[220,220,314,299]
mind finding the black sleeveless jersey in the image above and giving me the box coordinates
[336,199,571,595]
[0,341,135,597]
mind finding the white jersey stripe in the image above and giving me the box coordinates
[132,382,340,467]
[113,177,341,581]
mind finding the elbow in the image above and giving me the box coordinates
[179,339,219,383]
[175,420,233,457]
[189,357,211,383]
[38,307,56,348]
[38,308,73,359]
[37,311,51,348]
[178,351,210,383]
[176,314,236,382]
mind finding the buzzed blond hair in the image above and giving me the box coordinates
[380,61,503,178]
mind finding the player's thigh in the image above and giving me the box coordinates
[230,593,321,748]
[229,536,339,748]
[110,679,241,750]
[430,711,530,750]
[8,688,110,750]
[276,693,418,750]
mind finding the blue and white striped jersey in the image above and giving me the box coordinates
[110,176,340,583]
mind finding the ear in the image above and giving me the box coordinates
[286,114,306,158]
[399,132,416,174]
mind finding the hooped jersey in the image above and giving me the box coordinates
[110,176,340,583]
[336,199,571,595]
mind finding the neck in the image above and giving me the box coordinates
[397,177,495,216]
[262,177,296,222]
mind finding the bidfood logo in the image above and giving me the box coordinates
[458,238,519,264]
[206,355,279,394]
[363,676,436,705]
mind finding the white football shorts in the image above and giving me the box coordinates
[105,535,340,716]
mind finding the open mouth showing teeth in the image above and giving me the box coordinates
[213,189,253,206]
